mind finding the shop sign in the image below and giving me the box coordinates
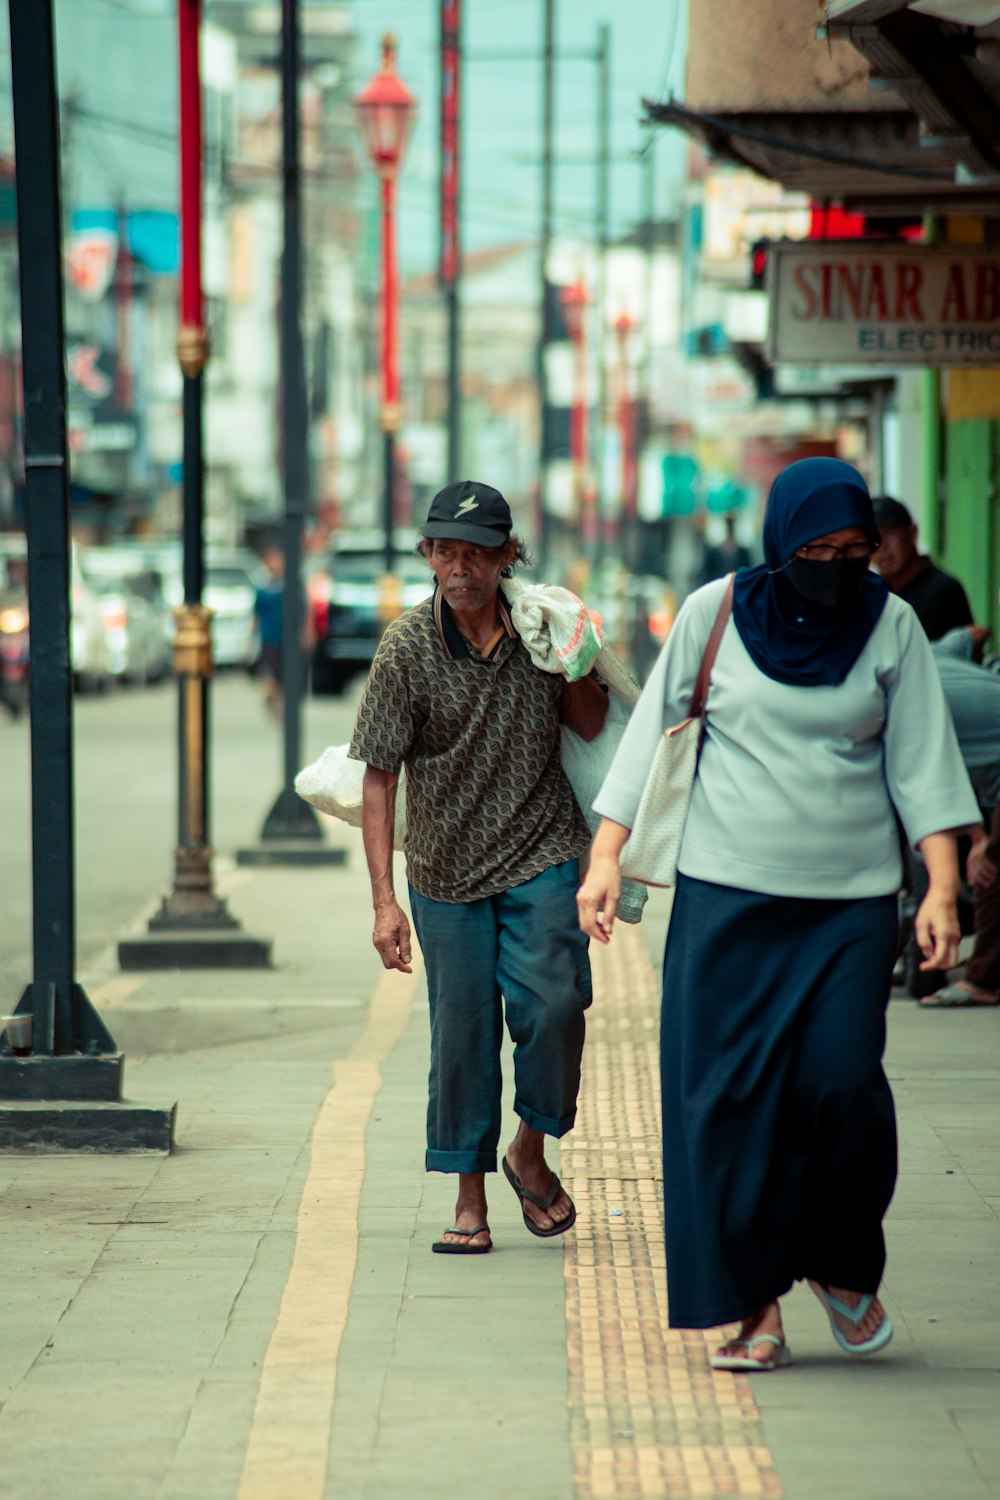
[768,244,1000,366]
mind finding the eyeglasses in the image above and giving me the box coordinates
[795,542,876,563]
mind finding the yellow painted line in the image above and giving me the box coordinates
[90,975,146,1011]
[236,954,422,1500]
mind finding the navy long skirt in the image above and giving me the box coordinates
[661,874,899,1329]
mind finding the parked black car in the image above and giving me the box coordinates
[309,530,430,696]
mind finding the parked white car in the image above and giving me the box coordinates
[70,548,110,693]
[79,549,172,685]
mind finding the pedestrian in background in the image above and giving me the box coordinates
[251,547,314,724]
[922,625,1000,1008]
[695,512,753,589]
[872,494,974,640]
[578,457,980,1370]
[252,548,286,723]
[351,480,607,1255]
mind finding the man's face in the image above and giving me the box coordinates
[425,537,516,613]
[872,523,918,583]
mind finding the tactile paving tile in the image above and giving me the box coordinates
[562,926,783,1499]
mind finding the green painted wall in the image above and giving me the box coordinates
[942,418,1000,649]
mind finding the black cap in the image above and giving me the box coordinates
[421,480,512,547]
[871,494,913,528]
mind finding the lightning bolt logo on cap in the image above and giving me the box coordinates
[456,496,479,515]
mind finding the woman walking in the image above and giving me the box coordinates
[577,458,980,1369]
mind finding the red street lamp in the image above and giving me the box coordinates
[355,34,416,574]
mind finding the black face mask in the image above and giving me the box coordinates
[784,555,871,611]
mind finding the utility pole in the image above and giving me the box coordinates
[593,22,610,568]
[441,0,462,480]
[538,0,555,569]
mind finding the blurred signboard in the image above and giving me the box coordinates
[702,170,810,284]
[769,243,1000,365]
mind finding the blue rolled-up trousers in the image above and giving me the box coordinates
[408,859,592,1175]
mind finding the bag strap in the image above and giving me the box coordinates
[687,574,735,719]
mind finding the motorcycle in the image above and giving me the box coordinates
[0,592,29,719]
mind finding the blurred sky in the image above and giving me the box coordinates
[0,0,688,276]
[351,0,688,271]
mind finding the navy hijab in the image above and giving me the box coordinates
[732,457,888,687]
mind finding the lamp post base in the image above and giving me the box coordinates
[0,1051,176,1153]
[117,930,272,971]
[0,1098,176,1153]
[236,790,348,867]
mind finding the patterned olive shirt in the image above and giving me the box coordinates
[349,589,591,903]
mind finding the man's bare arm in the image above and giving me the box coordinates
[559,675,609,741]
[362,765,413,973]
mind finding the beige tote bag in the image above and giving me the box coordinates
[619,576,734,888]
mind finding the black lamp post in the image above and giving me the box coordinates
[0,0,174,1148]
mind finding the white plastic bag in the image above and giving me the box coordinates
[295,745,407,849]
[500,577,601,681]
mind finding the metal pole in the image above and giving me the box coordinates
[593,23,609,568]
[236,0,341,870]
[5,0,117,1070]
[258,0,321,844]
[441,0,462,480]
[538,0,555,569]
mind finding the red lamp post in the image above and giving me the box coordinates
[615,311,637,557]
[355,35,416,575]
[560,279,595,553]
[120,0,267,966]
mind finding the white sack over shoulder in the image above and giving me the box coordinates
[501,578,647,923]
[500,577,601,681]
[295,745,407,849]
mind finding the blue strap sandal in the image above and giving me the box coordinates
[810,1282,894,1355]
[710,1333,791,1372]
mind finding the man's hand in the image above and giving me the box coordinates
[372,899,413,973]
[559,674,609,741]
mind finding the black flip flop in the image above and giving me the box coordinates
[431,1223,492,1255]
[502,1156,577,1239]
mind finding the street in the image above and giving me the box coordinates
[0,672,997,1498]
[0,674,361,1006]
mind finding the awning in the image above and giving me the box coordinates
[825,1,1000,188]
[644,98,997,214]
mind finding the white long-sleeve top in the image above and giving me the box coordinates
[593,577,981,899]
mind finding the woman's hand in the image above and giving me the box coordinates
[577,853,621,943]
[914,891,961,971]
[577,819,631,943]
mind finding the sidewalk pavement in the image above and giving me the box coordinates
[1,829,998,1500]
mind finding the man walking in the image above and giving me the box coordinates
[350,480,607,1254]
[871,495,973,640]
